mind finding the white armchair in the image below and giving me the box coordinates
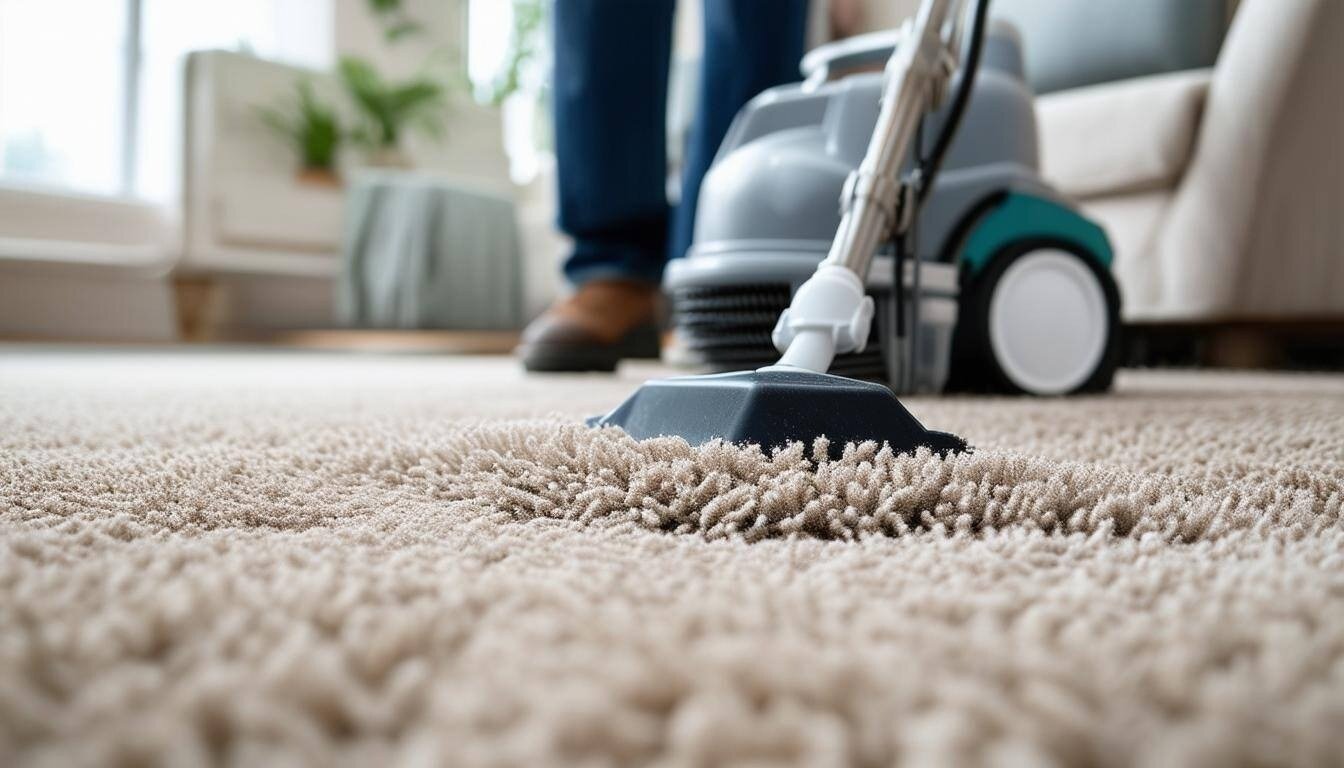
[1035,0,1344,322]
[178,50,513,334]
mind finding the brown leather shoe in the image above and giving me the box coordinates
[518,280,662,372]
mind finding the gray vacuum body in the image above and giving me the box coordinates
[666,22,1068,393]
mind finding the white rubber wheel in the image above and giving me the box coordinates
[987,248,1110,395]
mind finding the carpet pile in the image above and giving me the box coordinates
[2,353,1342,766]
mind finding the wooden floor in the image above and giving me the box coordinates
[251,330,521,354]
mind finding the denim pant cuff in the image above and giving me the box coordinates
[563,245,666,287]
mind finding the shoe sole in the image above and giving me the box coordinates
[519,323,661,372]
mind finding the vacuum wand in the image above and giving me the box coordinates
[772,0,965,373]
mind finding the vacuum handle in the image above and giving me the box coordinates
[822,0,964,281]
[771,0,969,373]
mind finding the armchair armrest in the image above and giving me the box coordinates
[1036,69,1212,199]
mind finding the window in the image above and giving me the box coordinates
[467,0,550,183]
[467,0,515,99]
[0,0,129,196]
[0,0,332,203]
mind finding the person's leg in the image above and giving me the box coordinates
[521,0,675,372]
[554,0,677,286]
[668,0,809,262]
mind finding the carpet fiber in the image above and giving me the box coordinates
[2,352,1342,766]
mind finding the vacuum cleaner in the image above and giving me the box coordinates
[665,0,1121,397]
[591,0,1009,457]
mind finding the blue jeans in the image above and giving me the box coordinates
[554,0,808,286]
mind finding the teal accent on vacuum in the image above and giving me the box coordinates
[961,192,1114,274]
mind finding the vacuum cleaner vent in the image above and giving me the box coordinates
[671,283,887,380]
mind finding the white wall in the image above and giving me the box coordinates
[333,0,466,75]
[854,0,923,33]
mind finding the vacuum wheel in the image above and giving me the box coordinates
[949,240,1121,395]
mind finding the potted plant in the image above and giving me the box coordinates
[339,56,448,168]
[257,80,344,187]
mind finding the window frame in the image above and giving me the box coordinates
[119,0,143,197]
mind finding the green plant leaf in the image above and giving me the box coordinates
[339,55,449,151]
[384,19,423,42]
[254,78,343,171]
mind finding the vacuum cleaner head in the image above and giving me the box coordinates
[588,367,966,459]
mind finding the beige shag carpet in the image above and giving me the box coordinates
[2,351,1343,767]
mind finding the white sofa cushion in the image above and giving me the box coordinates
[1036,69,1212,199]
[213,174,343,252]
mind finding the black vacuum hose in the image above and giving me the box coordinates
[894,0,992,389]
[917,0,992,202]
